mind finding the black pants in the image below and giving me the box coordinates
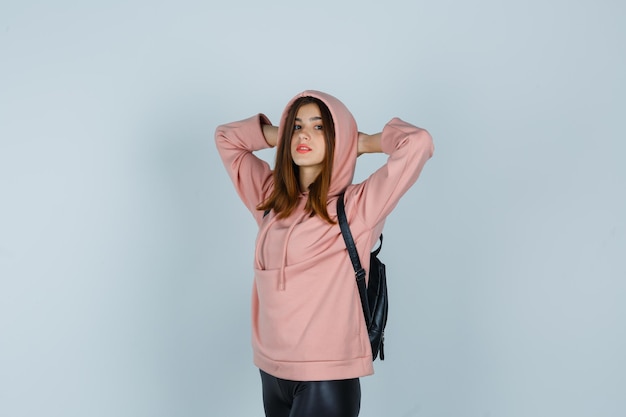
[260,369,361,417]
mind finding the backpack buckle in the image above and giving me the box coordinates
[355,268,366,282]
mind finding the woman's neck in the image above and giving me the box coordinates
[298,168,321,191]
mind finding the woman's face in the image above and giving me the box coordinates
[290,102,327,175]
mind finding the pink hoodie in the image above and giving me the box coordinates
[215,90,434,381]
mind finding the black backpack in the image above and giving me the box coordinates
[337,193,389,361]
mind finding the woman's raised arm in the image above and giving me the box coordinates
[263,124,279,147]
[357,131,382,156]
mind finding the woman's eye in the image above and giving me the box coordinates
[315,125,323,130]
[294,125,301,130]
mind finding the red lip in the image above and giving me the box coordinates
[296,145,312,153]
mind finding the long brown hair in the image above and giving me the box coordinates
[257,96,336,223]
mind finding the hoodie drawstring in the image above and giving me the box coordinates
[277,210,307,290]
[256,208,308,291]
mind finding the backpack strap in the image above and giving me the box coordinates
[337,193,372,328]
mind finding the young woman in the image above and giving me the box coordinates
[215,90,434,417]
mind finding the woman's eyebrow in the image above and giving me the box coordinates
[295,116,323,122]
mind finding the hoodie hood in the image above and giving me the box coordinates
[277,90,358,197]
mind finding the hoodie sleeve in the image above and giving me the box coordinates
[349,117,434,228]
[215,114,274,223]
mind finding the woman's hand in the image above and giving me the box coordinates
[263,125,279,147]
[357,132,382,156]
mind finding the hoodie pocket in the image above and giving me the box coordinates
[253,266,366,361]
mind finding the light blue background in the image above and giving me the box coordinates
[1,1,624,416]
